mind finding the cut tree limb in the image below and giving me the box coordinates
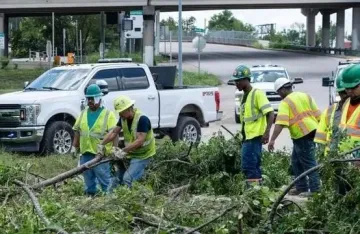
[31,156,112,190]
[13,180,68,234]
[185,205,239,234]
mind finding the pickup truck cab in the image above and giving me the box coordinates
[227,65,303,123]
[0,62,222,154]
[322,59,360,105]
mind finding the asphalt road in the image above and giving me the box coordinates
[159,42,346,152]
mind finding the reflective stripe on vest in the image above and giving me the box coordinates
[315,103,338,144]
[243,89,271,122]
[339,99,360,138]
[283,94,318,136]
[79,109,110,140]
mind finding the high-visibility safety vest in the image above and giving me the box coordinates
[240,88,273,140]
[276,92,321,139]
[73,107,117,156]
[314,103,341,156]
[338,99,360,154]
[121,108,156,160]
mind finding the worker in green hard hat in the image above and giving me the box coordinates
[337,64,360,157]
[315,70,349,156]
[314,71,350,195]
[230,65,274,188]
[71,84,117,196]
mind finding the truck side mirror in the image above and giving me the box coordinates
[322,77,334,87]
[96,80,109,95]
[227,80,236,86]
[24,81,29,88]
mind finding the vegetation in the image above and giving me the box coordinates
[1,133,360,233]
[178,71,222,86]
[0,69,44,92]
[208,10,255,32]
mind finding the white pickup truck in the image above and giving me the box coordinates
[0,62,222,154]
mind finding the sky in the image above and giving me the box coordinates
[160,8,354,36]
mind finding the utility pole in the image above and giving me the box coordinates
[178,0,183,86]
[63,28,66,56]
[75,20,79,59]
[80,30,82,63]
[100,11,105,59]
[52,12,55,60]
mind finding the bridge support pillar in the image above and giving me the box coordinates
[302,8,318,47]
[352,8,360,50]
[0,13,8,57]
[321,10,331,48]
[336,9,345,49]
[143,6,155,66]
[154,10,160,56]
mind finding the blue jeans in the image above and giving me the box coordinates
[241,137,262,183]
[80,153,111,195]
[110,158,151,190]
[292,138,320,192]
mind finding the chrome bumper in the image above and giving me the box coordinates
[0,126,45,143]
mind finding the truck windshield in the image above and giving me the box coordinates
[25,68,90,91]
[251,70,288,83]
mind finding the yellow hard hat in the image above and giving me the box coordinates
[114,95,135,113]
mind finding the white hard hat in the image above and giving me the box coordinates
[274,78,292,92]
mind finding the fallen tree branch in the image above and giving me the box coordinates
[185,205,239,234]
[269,147,360,227]
[31,156,111,190]
[13,180,68,234]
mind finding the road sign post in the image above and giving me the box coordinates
[192,35,206,75]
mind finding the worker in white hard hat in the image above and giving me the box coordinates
[268,78,322,197]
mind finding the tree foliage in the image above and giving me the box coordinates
[208,10,255,32]
[160,16,197,32]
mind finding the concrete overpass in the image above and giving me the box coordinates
[0,0,360,62]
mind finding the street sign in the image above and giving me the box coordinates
[192,36,206,53]
[0,33,4,50]
[130,10,143,15]
[194,28,205,33]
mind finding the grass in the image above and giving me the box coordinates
[0,69,44,91]
[177,71,222,86]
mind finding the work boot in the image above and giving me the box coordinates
[288,188,305,196]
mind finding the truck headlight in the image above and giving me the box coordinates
[20,104,41,126]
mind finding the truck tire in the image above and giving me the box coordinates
[40,121,74,155]
[170,116,201,144]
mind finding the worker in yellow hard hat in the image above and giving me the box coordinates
[268,78,322,197]
[71,84,117,196]
[99,95,155,189]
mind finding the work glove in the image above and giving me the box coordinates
[112,147,127,160]
[70,146,79,159]
[97,144,105,156]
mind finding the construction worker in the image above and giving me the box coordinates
[99,95,155,188]
[338,64,360,164]
[71,84,117,196]
[230,65,275,187]
[268,78,322,197]
[314,72,349,156]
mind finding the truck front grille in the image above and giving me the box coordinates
[0,105,21,128]
[268,97,282,102]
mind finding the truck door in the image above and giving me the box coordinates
[117,67,159,128]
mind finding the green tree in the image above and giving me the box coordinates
[208,10,254,32]
[182,16,196,32]
[160,17,178,31]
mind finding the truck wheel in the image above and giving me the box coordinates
[40,121,74,155]
[171,116,201,144]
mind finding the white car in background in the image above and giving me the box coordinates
[228,65,303,124]
[322,59,360,105]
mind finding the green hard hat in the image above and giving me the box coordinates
[341,64,360,89]
[85,84,103,98]
[336,70,345,92]
[231,65,252,80]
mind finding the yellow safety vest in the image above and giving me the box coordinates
[240,88,273,140]
[73,107,116,156]
[121,108,156,160]
[314,103,339,156]
[338,99,360,154]
[276,92,321,139]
